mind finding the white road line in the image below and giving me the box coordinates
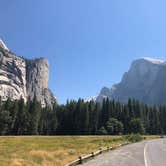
[144,143,149,166]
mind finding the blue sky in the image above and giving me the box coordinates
[1,0,166,103]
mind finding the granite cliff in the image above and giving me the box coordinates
[0,39,56,107]
[88,57,166,105]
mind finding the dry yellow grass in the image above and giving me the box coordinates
[0,135,159,166]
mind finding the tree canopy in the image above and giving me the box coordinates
[0,97,165,135]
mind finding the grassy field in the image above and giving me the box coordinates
[0,135,159,166]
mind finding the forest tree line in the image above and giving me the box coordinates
[0,97,165,135]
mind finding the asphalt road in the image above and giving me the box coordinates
[82,139,166,166]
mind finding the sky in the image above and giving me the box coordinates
[1,0,166,103]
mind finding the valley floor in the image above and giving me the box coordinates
[0,135,159,166]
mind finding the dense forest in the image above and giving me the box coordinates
[0,97,165,135]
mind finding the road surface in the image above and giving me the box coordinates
[82,139,166,166]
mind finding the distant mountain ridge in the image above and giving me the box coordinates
[0,39,56,107]
[87,57,166,105]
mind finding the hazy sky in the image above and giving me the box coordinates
[1,0,166,103]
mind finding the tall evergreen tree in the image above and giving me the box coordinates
[28,96,41,135]
[13,97,29,135]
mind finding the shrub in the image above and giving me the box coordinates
[96,126,107,135]
[105,118,123,135]
[129,118,145,134]
[123,134,143,143]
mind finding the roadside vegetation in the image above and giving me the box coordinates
[0,135,159,166]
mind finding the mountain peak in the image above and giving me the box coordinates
[0,39,9,51]
[89,57,166,105]
[142,57,165,65]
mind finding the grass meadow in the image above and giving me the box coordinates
[0,135,159,166]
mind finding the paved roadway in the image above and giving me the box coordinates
[82,139,166,166]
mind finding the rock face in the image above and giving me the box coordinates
[90,57,166,105]
[0,39,56,107]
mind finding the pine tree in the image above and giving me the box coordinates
[0,110,12,135]
[28,96,41,135]
[13,97,29,135]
